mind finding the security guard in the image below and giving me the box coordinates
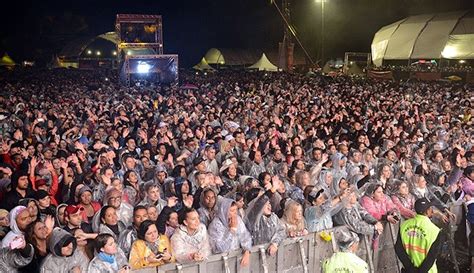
[323,227,369,273]
[395,197,442,273]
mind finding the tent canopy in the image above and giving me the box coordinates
[0,53,16,66]
[371,10,474,66]
[193,58,215,71]
[248,53,278,71]
[203,48,307,67]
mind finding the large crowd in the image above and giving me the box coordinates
[0,68,472,273]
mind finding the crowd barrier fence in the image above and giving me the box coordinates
[131,224,401,273]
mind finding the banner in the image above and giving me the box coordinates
[367,70,394,80]
[413,72,441,81]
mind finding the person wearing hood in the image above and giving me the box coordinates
[317,168,335,198]
[88,233,130,273]
[0,209,10,240]
[97,206,126,240]
[137,181,167,216]
[170,208,211,263]
[40,227,89,273]
[1,170,33,211]
[323,227,368,273]
[331,175,349,197]
[118,205,148,258]
[1,206,32,249]
[330,152,348,180]
[0,233,34,273]
[244,192,286,256]
[55,204,68,228]
[333,188,384,239]
[208,198,252,266]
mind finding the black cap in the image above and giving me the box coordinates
[193,156,205,166]
[414,198,433,214]
[34,190,50,200]
[308,188,325,203]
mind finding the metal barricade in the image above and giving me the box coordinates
[137,229,380,273]
[372,222,401,273]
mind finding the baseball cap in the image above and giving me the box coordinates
[193,157,205,166]
[307,187,325,203]
[64,205,84,216]
[36,179,48,188]
[34,190,50,201]
[414,198,433,214]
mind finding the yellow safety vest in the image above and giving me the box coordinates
[323,251,369,273]
[400,214,440,273]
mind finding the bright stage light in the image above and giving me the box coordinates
[137,62,151,73]
[459,60,466,64]
[112,51,117,56]
[87,50,92,55]
[96,51,101,56]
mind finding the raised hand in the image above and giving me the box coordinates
[101,174,111,185]
[183,195,194,208]
[167,196,178,208]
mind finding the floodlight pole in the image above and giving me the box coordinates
[273,0,315,67]
[321,0,325,64]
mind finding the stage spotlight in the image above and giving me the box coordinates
[137,62,151,73]
[96,51,101,56]
[112,51,117,56]
[87,50,92,55]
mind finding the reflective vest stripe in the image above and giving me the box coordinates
[403,243,427,254]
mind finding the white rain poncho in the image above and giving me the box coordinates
[208,198,252,253]
[244,194,286,246]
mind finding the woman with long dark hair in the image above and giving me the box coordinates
[129,220,174,270]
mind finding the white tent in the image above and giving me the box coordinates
[371,10,474,66]
[193,58,215,71]
[247,53,278,71]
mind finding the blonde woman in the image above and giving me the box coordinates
[281,200,308,238]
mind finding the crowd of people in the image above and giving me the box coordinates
[0,67,472,272]
[378,63,473,73]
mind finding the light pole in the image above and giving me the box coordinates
[315,0,327,65]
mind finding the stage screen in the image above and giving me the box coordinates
[120,22,160,44]
[127,55,178,86]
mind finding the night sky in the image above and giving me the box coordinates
[1,0,472,67]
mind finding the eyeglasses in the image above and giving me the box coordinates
[109,196,122,201]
